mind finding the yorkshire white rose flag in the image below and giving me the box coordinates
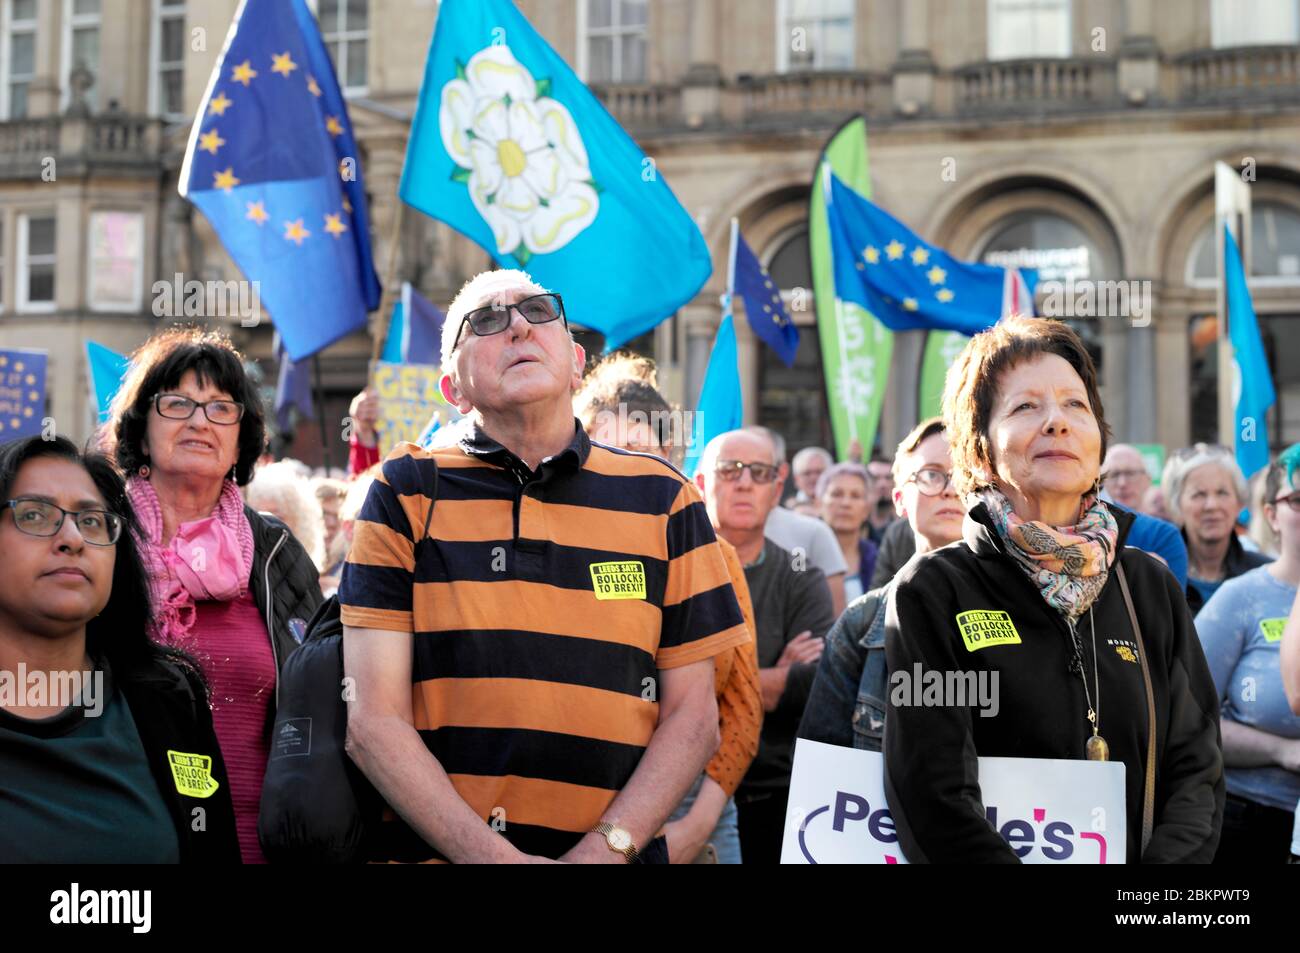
[399,0,711,348]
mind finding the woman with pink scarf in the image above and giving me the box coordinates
[106,329,322,863]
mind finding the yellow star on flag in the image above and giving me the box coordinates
[325,115,344,137]
[283,219,310,245]
[25,374,35,385]
[14,362,24,372]
[271,52,298,78]
[0,356,8,366]
[307,75,322,97]
[903,297,919,311]
[323,213,348,238]
[342,195,353,214]
[246,201,270,225]
[198,128,225,155]
[231,60,257,86]
[208,91,232,116]
[28,390,38,401]
[936,288,955,303]
[885,239,905,260]
[213,167,240,192]
[926,266,947,285]
[863,245,880,264]
[911,247,929,266]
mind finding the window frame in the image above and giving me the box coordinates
[1211,0,1300,48]
[60,0,101,112]
[16,211,56,314]
[775,0,856,74]
[576,0,649,84]
[86,210,144,314]
[0,0,38,120]
[1185,201,1300,290]
[148,0,186,121]
[308,0,370,97]
[986,0,1072,62]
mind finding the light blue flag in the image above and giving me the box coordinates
[86,341,129,424]
[1224,225,1276,478]
[683,312,742,478]
[399,0,711,349]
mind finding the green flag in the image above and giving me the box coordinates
[918,330,970,421]
[810,116,892,459]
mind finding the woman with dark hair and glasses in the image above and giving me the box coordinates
[0,435,238,863]
[103,328,322,863]
[1195,444,1300,863]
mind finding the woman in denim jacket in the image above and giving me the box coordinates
[799,419,965,748]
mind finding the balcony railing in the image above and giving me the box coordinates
[0,113,163,176]
[954,57,1118,114]
[732,70,882,124]
[592,82,681,131]
[1176,44,1300,103]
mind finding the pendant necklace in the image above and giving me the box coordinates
[1074,606,1108,761]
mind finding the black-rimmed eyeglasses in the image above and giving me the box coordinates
[5,499,123,546]
[904,466,954,497]
[154,393,245,425]
[450,293,567,351]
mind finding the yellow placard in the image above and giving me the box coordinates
[166,750,220,799]
[1260,618,1287,643]
[372,361,445,456]
[589,561,647,600]
[955,610,1022,652]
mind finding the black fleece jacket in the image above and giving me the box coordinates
[883,501,1224,864]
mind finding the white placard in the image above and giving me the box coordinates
[781,739,1127,864]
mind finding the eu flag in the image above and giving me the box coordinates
[826,171,1035,334]
[734,230,799,367]
[399,0,710,349]
[179,0,381,361]
[1224,225,1276,478]
[0,348,46,441]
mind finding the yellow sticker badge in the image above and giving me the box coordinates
[590,561,647,600]
[167,750,220,799]
[1260,618,1287,643]
[955,610,1022,652]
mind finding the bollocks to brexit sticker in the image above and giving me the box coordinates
[955,610,1022,652]
[589,561,647,601]
[167,750,220,799]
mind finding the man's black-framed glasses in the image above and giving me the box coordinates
[154,393,245,425]
[715,460,780,484]
[451,293,567,351]
[5,499,123,546]
[904,466,953,497]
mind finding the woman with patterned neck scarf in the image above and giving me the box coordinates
[883,316,1224,863]
[104,329,322,863]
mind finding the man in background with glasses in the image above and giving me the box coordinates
[339,270,749,863]
[694,427,835,863]
[1101,443,1189,590]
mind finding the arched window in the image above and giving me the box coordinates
[975,208,1120,375]
[1186,201,1300,287]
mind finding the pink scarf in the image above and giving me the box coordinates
[127,476,255,650]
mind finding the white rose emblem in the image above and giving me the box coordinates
[439,44,599,264]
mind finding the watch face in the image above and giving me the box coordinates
[609,829,631,851]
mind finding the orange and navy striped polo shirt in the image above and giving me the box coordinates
[338,420,749,860]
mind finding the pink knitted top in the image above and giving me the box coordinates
[192,590,277,864]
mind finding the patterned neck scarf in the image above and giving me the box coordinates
[974,486,1119,620]
[127,476,255,650]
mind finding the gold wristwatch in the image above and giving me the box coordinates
[592,822,639,863]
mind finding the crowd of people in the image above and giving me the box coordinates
[1,270,1298,865]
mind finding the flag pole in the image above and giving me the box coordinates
[313,354,332,473]
[370,200,407,366]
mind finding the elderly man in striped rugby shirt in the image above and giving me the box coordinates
[339,269,750,864]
